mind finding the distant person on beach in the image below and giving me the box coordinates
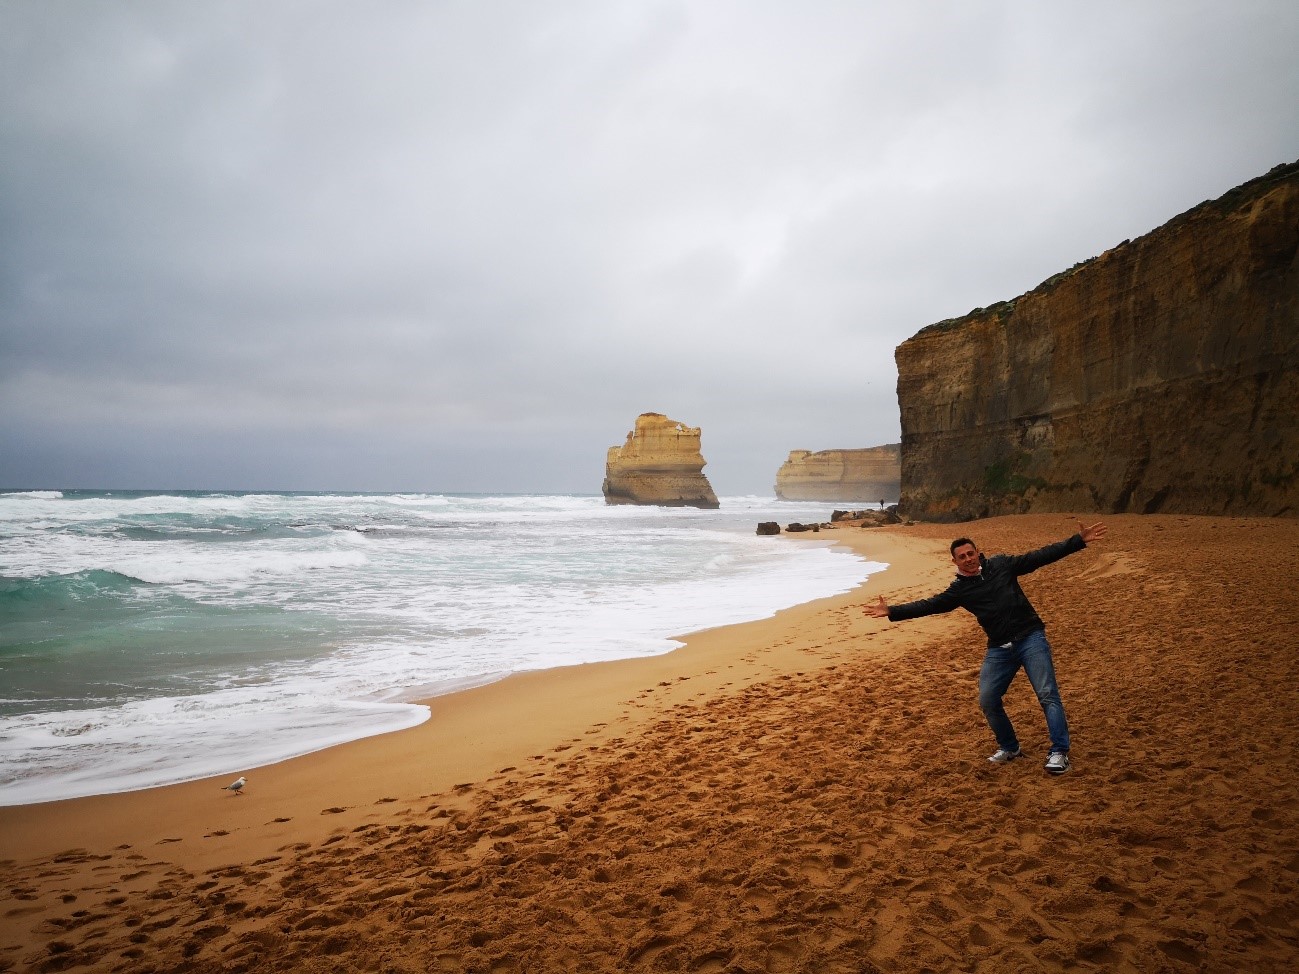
[865,521,1107,775]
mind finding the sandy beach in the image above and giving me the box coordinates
[2,512,1297,973]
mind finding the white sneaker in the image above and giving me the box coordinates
[1044,752,1071,775]
[987,747,1023,764]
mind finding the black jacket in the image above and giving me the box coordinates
[887,534,1086,647]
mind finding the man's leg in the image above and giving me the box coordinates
[1018,629,1071,754]
[978,644,1021,753]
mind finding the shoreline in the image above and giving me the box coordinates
[0,493,874,811]
[3,512,1296,973]
[0,529,879,812]
[0,525,950,868]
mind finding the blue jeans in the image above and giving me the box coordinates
[978,628,1070,755]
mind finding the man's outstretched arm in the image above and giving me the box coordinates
[1079,520,1107,545]
[1008,520,1108,575]
[865,587,961,622]
[866,594,890,618]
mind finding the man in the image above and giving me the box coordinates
[866,521,1106,775]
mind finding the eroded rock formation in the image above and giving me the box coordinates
[774,446,901,502]
[895,160,1299,521]
[602,413,720,509]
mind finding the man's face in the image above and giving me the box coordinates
[951,542,981,575]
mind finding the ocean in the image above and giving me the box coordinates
[0,490,885,807]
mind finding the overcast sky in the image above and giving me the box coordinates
[3,1,1297,495]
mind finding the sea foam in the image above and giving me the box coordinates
[0,492,887,805]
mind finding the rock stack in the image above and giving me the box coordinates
[602,413,720,509]
[774,446,901,502]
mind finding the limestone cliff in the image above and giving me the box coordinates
[895,159,1299,521]
[602,413,720,509]
[774,446,901,502]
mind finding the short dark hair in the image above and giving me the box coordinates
[950,537,976,555]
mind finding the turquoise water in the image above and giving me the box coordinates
[0,490,885,804]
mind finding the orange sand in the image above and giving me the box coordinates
[2,513,1297,973]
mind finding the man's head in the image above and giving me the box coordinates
[950,537,981,576]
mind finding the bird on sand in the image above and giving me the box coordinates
[221,776,246,795]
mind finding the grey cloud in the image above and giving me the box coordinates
[3,1,1298,492]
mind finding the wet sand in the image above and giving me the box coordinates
[2,513,1297,973]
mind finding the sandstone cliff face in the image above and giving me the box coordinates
[774,446,900,502]
[895,160,1299,521]
[603,413,720,509]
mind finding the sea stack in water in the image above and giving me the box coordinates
[603,413,720,509]
[775,445,901,502]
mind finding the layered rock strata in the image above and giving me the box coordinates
[895,160,1299,521]
[602,413,720,509]
[774,446,901,502]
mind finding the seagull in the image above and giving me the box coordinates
[221,776,246,796]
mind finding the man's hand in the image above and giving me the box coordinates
[1079,520,1107,545]
[865,594,891,619]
